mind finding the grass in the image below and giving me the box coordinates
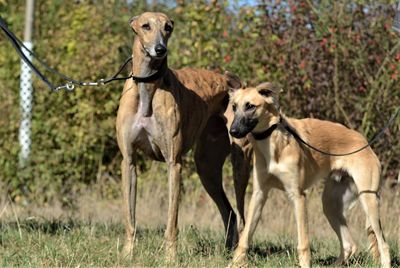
[0,165,399,267]
[0,218,399,267]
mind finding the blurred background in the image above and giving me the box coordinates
[0,0,399,208]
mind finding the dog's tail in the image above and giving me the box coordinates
[367,225,380,260]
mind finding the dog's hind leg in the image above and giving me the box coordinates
[366,217,380,261]
[358,193,391,268]
[195,117,238,250]
[322,176,357,265]
[350,164,391,268]
[231,141,251,235]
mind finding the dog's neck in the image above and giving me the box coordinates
[132,38,168,117]
[252,115,282,141]
[250,114,291,163]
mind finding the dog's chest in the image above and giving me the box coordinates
[129,99,184,160]
[256,140,297,182]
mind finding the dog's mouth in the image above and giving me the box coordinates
[143,46,168,60]
[153,52,168,59]
[229,129,249,139]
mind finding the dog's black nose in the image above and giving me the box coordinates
[229,128,239,137]
[155,44,167,56]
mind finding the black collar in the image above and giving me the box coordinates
[252,123,279,140]
[131,58,168,83]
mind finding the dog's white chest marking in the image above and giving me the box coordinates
[132,115,153,135]
[254,138,298,187]
[128,114,164,160]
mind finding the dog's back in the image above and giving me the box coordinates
[285,117,381,191]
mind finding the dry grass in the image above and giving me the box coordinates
[0,162,399,267]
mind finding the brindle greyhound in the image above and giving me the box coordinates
[116,12,247,259]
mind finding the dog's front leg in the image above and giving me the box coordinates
[231,142,251,235]
[230,153,270,267]
[121,156,138,257]
[164,161,182,262]
[289,190,311,268]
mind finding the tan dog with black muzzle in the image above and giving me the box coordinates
[116,12,245,261]
[228,83,391,268]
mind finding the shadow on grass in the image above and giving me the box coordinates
[248,242,295,259]
[391,255,400,267]
[1,219,81,235]
[314,255,337,266]
[1,219,125,236]
[315,252,400,267]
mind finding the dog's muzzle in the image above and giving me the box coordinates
[155,44,167,57]
[229,116,258,138]
[144,44,168,59]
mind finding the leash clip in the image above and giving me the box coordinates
[81,81,100,86]
[54,82,75,92]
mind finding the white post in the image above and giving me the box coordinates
[19,42,33,167]
[393,1,400,33]
[19,0,35,167]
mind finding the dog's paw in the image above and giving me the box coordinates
[227,251,248,268]
[121,241,134,259]
[165,240,177,264]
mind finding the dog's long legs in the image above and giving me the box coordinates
[231,142,251,234]
[358,193,391,268]
[289,190,311,268]
[195,122,238,249]
[121,155,138,257]
[164,161,182,262]
[350,166,391,267]
[231,154,270,266]
[322,178,357,265]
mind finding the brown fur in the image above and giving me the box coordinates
[224,106,253,233]
[116,12,243,260]
[228,83,391,268]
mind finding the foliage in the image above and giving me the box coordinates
[0,0,399,204]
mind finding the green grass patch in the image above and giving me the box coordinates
[0,219,399,267]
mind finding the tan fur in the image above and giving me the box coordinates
[117,12,242,260]
[367,225,381,260]
[228,84,391,268]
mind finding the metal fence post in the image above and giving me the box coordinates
[19,0,35,167]
[393,1,400,33]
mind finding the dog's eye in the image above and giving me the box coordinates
[165,24,173,33]
[245,102,256,111]
[232,104,237,112]
[142,23,151,31]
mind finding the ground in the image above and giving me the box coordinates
[1,165,399,267]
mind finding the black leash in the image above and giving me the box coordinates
[0,16,164,92]
[252,107,400,157]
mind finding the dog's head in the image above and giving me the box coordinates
[229,82,281,138]
[129,12,174,59]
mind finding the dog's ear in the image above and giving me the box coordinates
[225,71,242,93]
[256,82,281,97]
[129,16,139,34]
[166,19,174,34]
